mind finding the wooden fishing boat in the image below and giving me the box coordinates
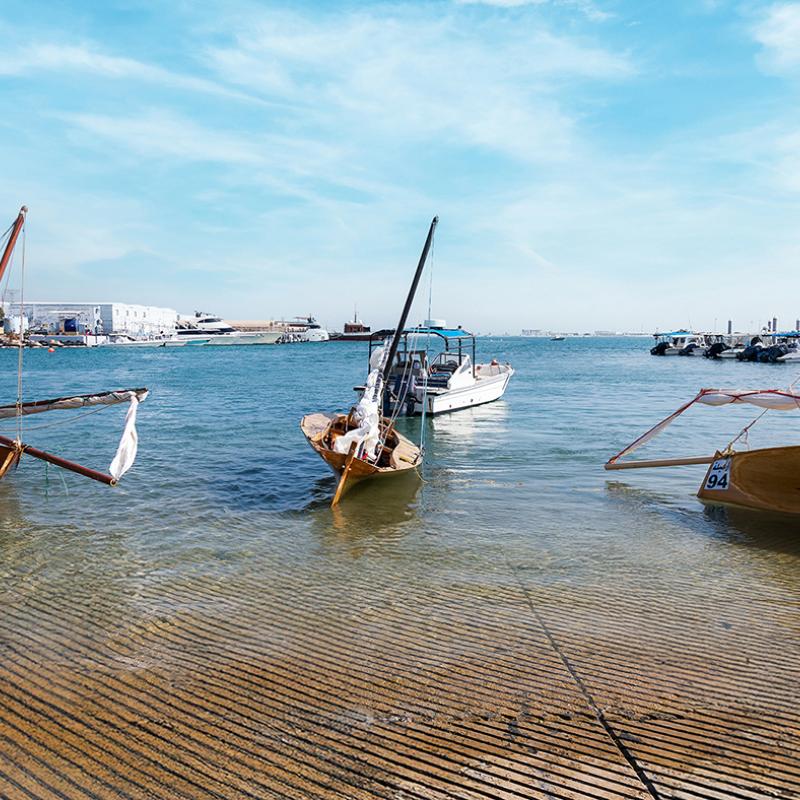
[300,217,437,506]
[0,206,147,486]
[605,387,800,514]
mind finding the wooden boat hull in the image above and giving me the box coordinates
[698,446,800,514]
[0,444,20,480]
[300,412,421,499]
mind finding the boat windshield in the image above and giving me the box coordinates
[430,351,471,370]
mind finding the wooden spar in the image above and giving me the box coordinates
[0,433,116,486]
[331,441,359,507]
[381,216,439,386]
[0,388,148,419]
[0,206,27,284]
[605,455,716,471]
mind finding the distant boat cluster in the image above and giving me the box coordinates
[651,322,800,363]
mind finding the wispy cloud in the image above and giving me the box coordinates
[455,0,611,21]
[205,8,631,163]
[751,3,800,73]
[0,42,261,104]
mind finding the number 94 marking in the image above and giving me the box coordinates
[705,458,730,491]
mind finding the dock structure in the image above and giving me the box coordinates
[0,531,796,799]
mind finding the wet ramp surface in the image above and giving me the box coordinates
[0,531,797,800]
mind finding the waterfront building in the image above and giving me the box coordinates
[3,301,178,338]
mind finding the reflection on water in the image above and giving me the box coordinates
[428,400,510,446]
[701,504,800,553]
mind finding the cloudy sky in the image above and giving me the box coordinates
[2,0,800,332]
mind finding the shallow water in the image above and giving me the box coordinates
[0,337,798,798]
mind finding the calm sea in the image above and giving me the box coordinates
[2,336,799,543]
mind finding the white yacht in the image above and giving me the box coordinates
[275,316,331,343]
[370,321,513,416]
[176,314,281,345]
[102,314,281,347]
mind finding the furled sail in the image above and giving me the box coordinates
[0,388,148,420]
[333,354,388,461]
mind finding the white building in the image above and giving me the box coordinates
[3,302,178,338]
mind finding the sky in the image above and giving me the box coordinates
[2,0,800,333]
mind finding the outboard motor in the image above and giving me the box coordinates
[738,343,762,362]
[761,344,789,363]
[384,374,418,416]
[705,342,730,359]
[678,343,698,356]
[650,341,669,356]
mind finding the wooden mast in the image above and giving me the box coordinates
[0,206,27,284]
[381,216,438,386]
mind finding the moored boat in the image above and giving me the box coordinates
[605,387,800,514]
[300,217,437,505]
[370,323,513,416]
[0,206,147,486]
[650,330,706,355]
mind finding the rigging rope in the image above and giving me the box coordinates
[0,402,113,433]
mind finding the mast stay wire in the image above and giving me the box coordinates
[418,232,434,460]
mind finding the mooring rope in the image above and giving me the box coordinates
[506,556,662,800]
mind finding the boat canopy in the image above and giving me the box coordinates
[369,327,473,341]
[652,330,694,338]
[607,387,800,466]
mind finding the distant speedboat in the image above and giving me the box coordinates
[650,330,706,355]
[550,336,565,341]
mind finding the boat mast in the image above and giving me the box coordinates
[0,206,27,284]
[381,216,438,385]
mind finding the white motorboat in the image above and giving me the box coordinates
[370,322,513,416]
[650,330,707,356]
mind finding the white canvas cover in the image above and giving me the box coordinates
[694,389,800,410]
[333,368,383,460]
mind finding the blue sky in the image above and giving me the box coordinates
[2,0,800,332]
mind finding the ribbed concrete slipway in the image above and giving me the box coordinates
[0,539,797,800]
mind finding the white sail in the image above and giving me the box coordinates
[109,394,142,481]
